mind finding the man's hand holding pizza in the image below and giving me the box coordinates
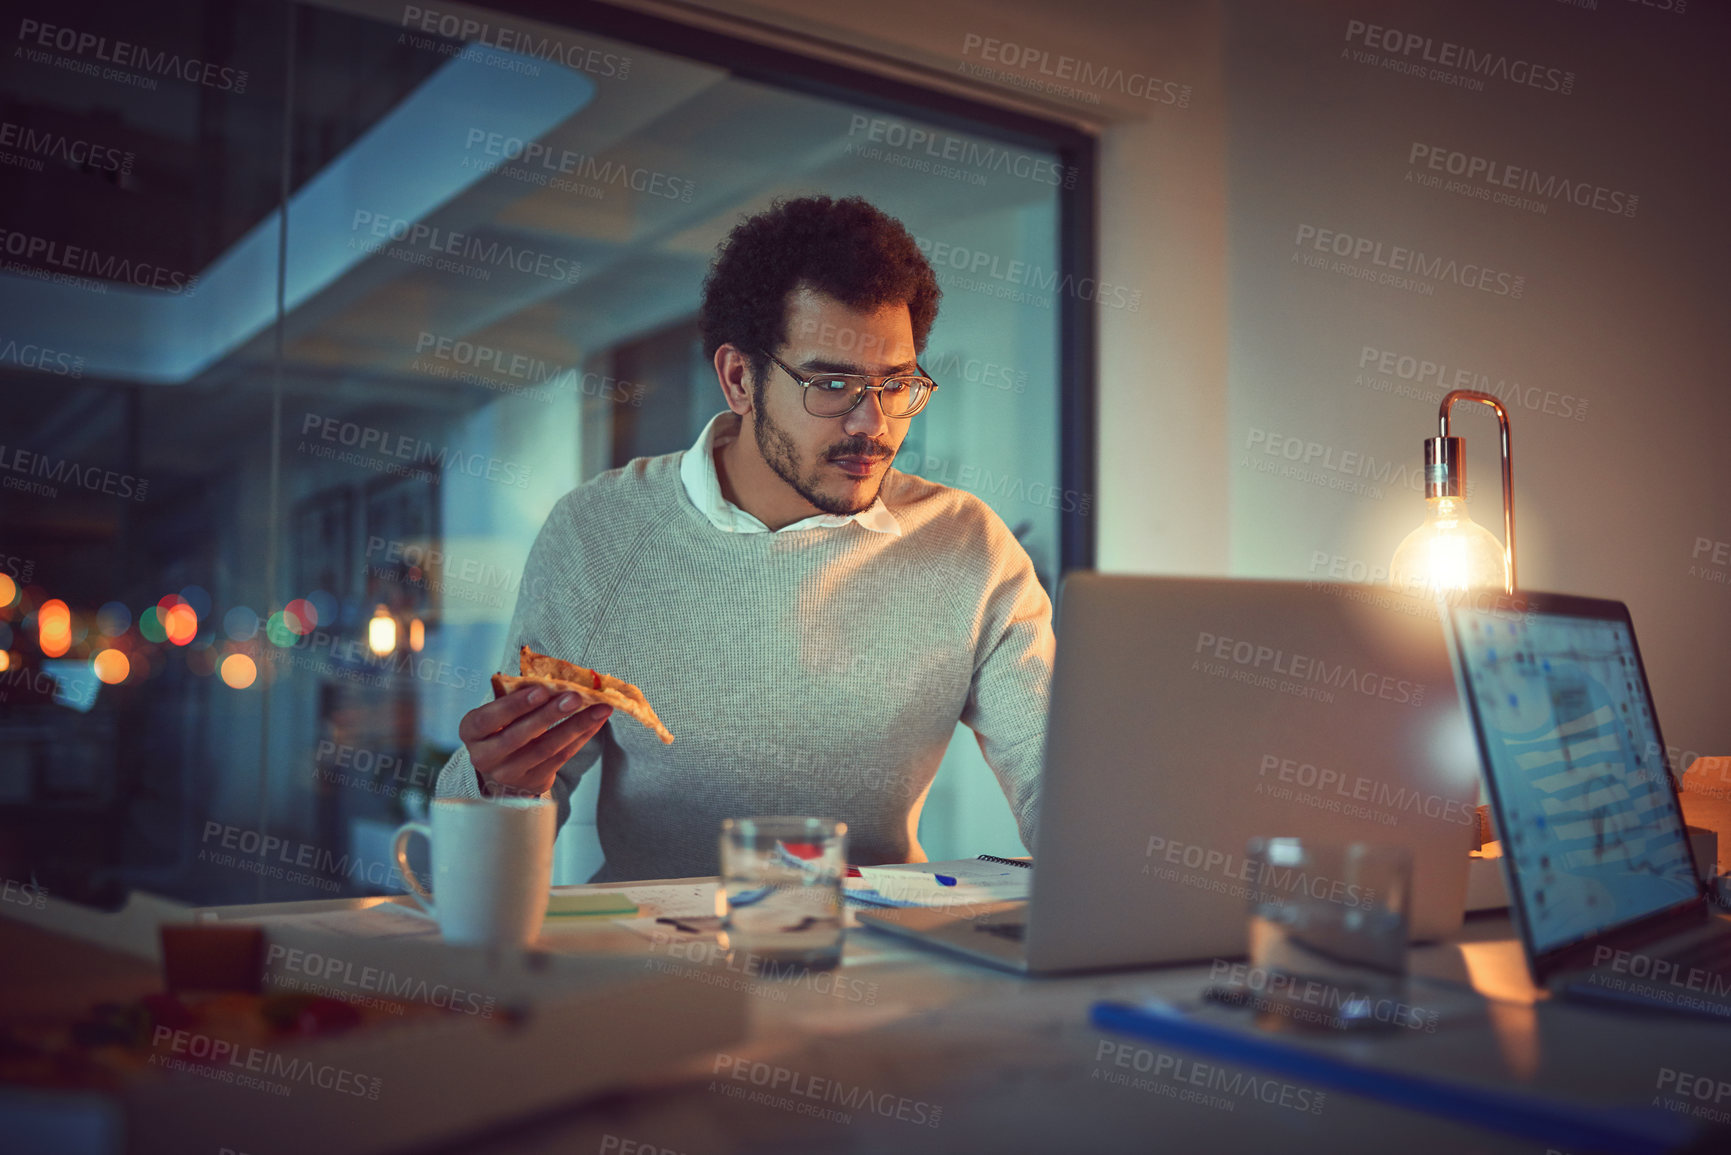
[458,685,613,799]
[458,646,675,799]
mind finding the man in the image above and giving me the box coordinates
[435,195,1054,882]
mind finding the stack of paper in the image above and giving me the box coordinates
[845,860,1030,908]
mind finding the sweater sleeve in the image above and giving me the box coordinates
[434,491,604,830]
[958,526,1056,855]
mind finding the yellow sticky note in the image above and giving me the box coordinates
[546,892,639,917]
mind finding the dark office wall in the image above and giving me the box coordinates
[672,0,1730,773]
[1221,0,1731,776]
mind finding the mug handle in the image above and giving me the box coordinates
[392,822,436,917]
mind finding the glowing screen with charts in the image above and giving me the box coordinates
[1452,607,1698,954]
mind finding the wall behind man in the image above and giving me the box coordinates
[655,0,1728,812]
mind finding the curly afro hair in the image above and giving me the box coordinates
[699,196,940,392]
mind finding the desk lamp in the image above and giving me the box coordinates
[1389,390,1515,596]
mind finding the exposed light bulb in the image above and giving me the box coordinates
[1390,495,1509,595]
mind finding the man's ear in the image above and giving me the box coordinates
[714,344,753,416]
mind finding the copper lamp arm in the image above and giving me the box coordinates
[1438,390,1516,592]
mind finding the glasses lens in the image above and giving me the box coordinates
[805,377,863,416]
[879,378,930,417]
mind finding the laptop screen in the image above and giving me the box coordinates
[1451,604,1699,955]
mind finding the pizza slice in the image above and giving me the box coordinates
[491,645,675,744]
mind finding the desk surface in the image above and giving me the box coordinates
[8,885,1731,1155]
[201,885,1731,1155]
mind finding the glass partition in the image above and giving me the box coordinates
[0,0,1079,903]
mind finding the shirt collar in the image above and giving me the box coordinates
[679,411,902,537]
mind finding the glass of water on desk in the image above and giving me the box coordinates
[719,816,847,971]
[1243,838,1413,1031]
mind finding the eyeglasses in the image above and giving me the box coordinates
[760,350,938,419]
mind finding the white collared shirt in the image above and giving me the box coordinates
[678,411,902,537]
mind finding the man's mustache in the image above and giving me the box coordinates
[827,441,892,461]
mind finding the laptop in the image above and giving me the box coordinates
[1444,589,1731,1017]
[858,575,1481,973]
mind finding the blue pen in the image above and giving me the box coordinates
[933,873,957,886]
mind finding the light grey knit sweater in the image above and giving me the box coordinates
[434,449,1054,882]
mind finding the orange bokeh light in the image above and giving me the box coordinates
[0,574,15,606]
[93,648,131,684]
[220,653,257,689]
[38,599,71,657]
[0,651,9,672]
[164,603,198,646]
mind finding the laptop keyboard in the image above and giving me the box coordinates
[1668,929,1731,973]
[973,921,1026,942]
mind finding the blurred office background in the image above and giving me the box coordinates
[1,0,1725,904]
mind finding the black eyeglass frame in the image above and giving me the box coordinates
[759,350,939,419]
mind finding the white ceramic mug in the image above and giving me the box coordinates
[392,797,554,946]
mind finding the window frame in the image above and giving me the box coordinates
[494,0,1100,574]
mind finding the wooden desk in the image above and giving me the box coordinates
[9,886,1731,1154]
[212,886,1731,1154]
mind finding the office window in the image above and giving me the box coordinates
[0,0,1090,902]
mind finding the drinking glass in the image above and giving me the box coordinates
[719,816,847,970]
